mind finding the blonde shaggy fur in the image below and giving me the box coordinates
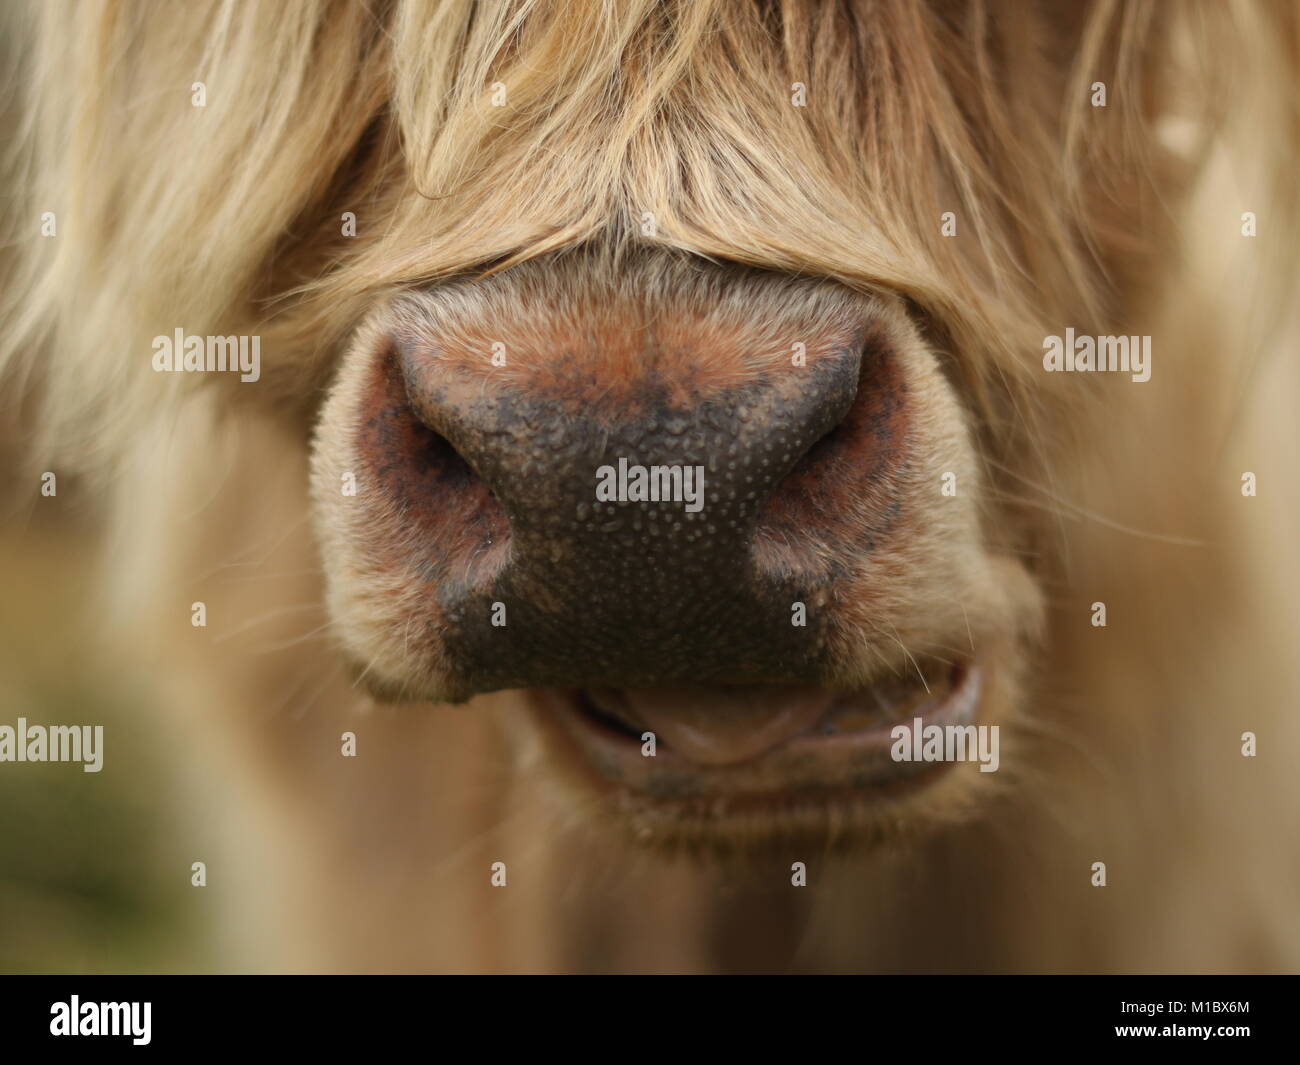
[3,0,1300,971]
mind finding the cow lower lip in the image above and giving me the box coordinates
[537,662,983,802]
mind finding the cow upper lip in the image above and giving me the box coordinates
[537,659,983,802]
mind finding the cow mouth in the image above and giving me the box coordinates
[534,659,983,806]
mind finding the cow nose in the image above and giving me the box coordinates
[399,342,860,558]
[357,285,897,697]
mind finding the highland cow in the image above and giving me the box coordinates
[3,0,1299,973]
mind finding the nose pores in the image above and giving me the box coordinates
[342,269,909,695]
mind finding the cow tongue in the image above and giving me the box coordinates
[613,686,837,766]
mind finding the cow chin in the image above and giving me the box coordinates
[309,249,1044,849]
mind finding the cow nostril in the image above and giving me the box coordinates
[790,411,849,473]
[353,341,512,592]
[755,343,909,562]
[772,346,876,481]
[413,419,484,495]
[389,345,497,501]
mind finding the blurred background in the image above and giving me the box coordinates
[0,481,217,972]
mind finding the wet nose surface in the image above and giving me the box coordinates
[389,337,859,690]
[352,269,910,698]
[400,341,859,536]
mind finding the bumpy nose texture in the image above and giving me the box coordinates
[390,333,863,693]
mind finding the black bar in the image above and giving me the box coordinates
[0,976,1290,1052]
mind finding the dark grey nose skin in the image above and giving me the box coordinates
[394,339,864,695]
